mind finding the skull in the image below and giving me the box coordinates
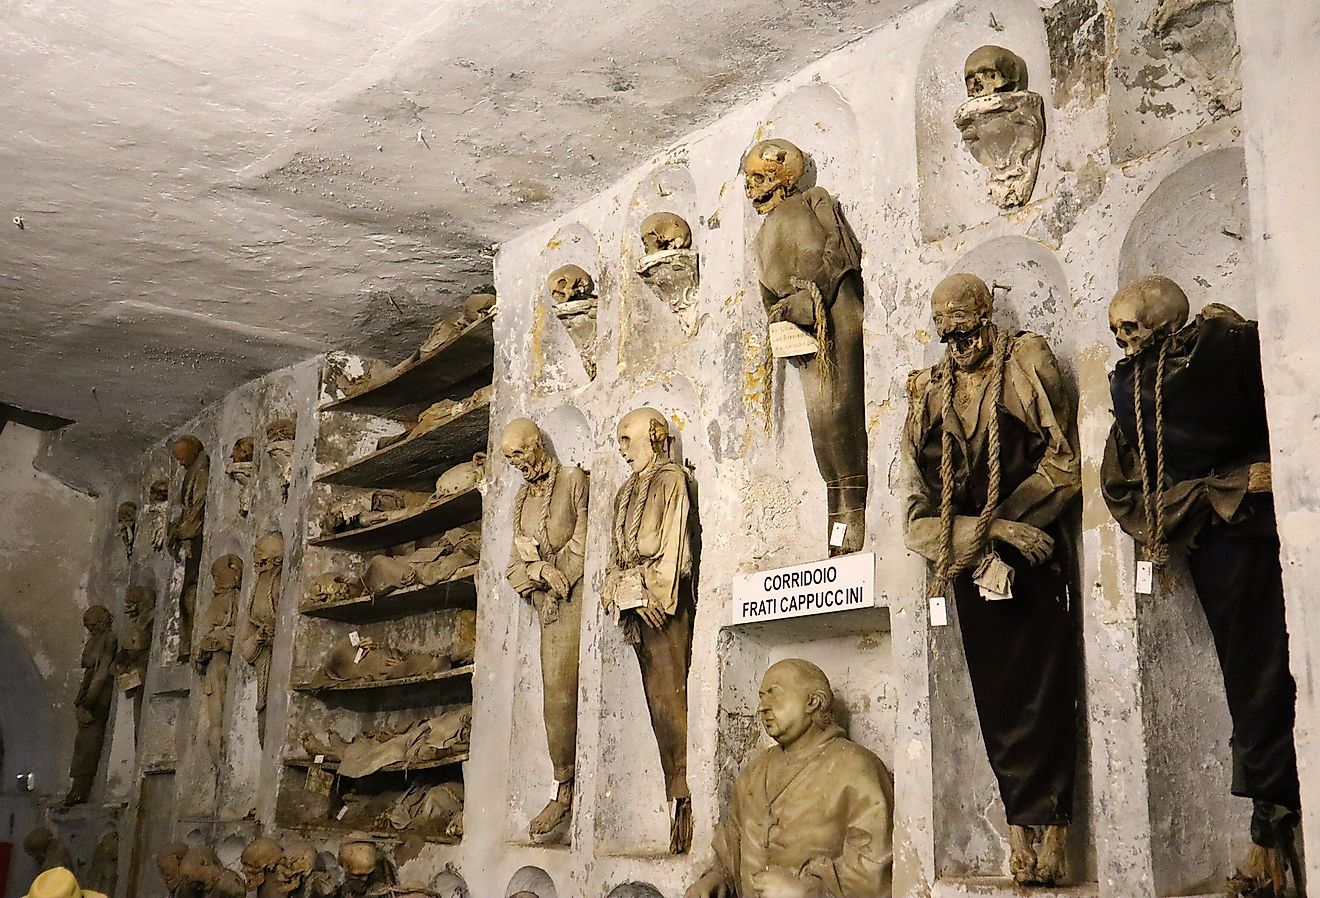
[83,604,113,632]
[640,212,693,254]
[240,837,284,889]
[616,407,671,474]
[337,841,382,885]
[547,265,595,305]
[125,584,155,619]
[267,418,297,443]
[22,827,54,860]
[743,139,805,214]
[156,842,190,891]
[210,554,243,591]
[168,434,204,467]
[463,293,497,321]
[964,45,1028,98]
[311,573,352,604]
[149,479,170,503]
[931,273,996,370]
[434,452,486,497]
[117,502,138,524]
[177,847,222,890]
[500,419,552,483]
[254,533,285,574]
[1108,275,1190,357]
[230,437,254,464]
[272,843,317,894]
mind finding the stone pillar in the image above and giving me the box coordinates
[1235,0,1320,885]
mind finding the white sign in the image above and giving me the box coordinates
[732,552,876,625]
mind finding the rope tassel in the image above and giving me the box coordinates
[930,329,1013,599]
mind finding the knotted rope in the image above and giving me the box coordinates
[930,329,1013,599]
[513,461,558,558]
[1132,338,1171,564]
[788,276,834,386]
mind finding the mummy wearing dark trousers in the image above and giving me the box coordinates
[903,273,1080,887]
[1102,276,1300,898]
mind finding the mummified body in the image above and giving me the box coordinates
[1101,276,1300,896]
[241,533,284,748]
[903,273,1079,885]
[168,434,209,659]
[601,408,697,853]
[196,554,243,766]
[745,138,867,556]
[64,605,118,805]
[502,418,589,843]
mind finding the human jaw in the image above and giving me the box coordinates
[744,162,791,215]
[933,302,992,370]
[502,439,549,483]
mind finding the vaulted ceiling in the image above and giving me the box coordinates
[1,0,916,491]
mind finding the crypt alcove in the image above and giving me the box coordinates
[501,402,593,847]
[918,237,1097,886]
[915,0,1056,241]
[1118,146,1261,897]
[536,223,609,393]
[589,375,707,859]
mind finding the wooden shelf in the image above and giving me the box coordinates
[316,399,490,493]
[299,573,478,623]
[311,488,482,551]
[321,315,494,419]
[293,664,474,694]
[283,750,469,775]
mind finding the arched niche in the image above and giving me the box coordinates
[536,224,607,393]
[923,240,1094,882]
[1108,0,1240,163]
[501,402,591,846]
[604,883,665,898]
[916,0,1054,240]
[1118,147,1253,324]
[938,236,1077,380]
[1116,146,1255,894]
[620,164,702,361]
[739,82,867,567]
[506,865,557,898]
[592,376,707,856]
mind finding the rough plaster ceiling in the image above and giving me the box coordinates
[1,0,916,492]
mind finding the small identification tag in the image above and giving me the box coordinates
[930,595,948,627]
[829,522,847,548]
[769,321,817,358]
[348,631,360,647]
[1136,561,1154,595]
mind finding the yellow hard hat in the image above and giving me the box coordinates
[23,867,106,898]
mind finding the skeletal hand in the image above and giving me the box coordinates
[1248,462,1273,494]
[636,603,667,630]
[990,519,1054,564]
[684,872,731,898]
[774,290,816,327]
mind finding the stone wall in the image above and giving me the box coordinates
[65,0,1314,896]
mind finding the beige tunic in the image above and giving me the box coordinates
[706,727,893,898]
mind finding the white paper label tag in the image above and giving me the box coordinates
[1135,561,1154,595]
[353,647,367,664]
[336,806,348,820]
[348,631,360,647]
[313,754,325,765]
[829,522,847,548]
[929,595,948,627]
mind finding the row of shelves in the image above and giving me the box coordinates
[283,306,494,848]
